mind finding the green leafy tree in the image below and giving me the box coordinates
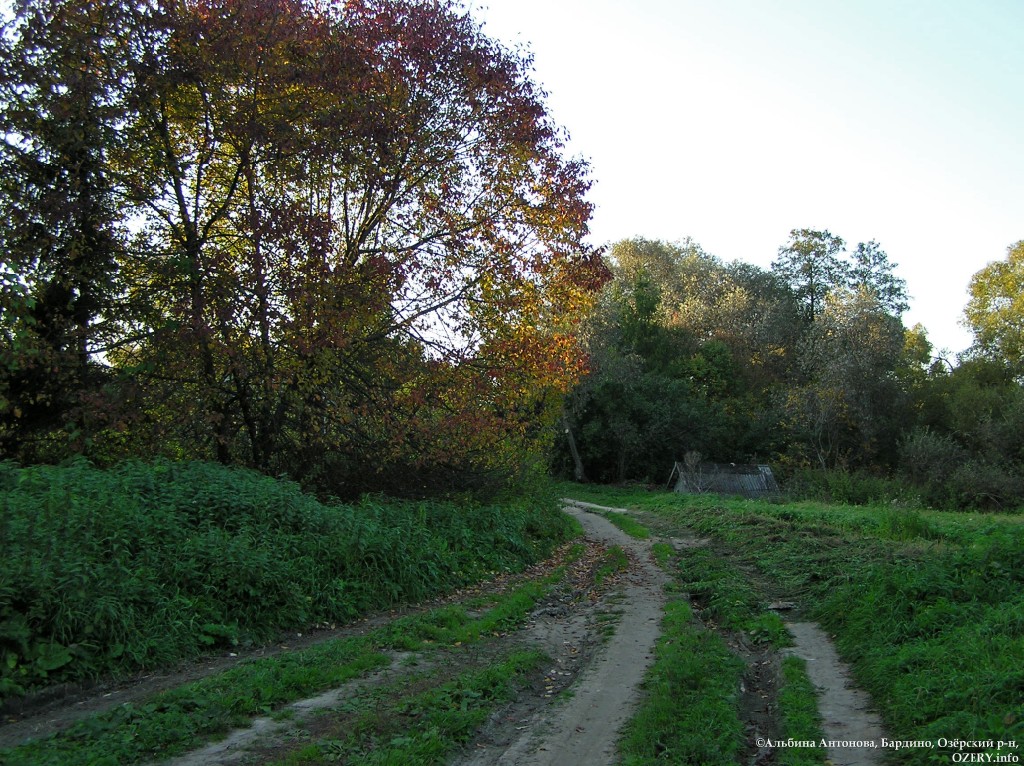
[902,358,1024,509]
[848,239,909,316]
[786,288,909,468]
[0,0,143,458]
[771,230,908,323]
[964,240,1024,372]
[558,238,795,482]
[771,229,848,322]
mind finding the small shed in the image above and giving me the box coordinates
[669,462,779,499]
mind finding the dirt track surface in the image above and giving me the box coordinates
[785,622,886,766]
[454,502,668,765]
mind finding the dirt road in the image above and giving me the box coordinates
[454,502,668,765]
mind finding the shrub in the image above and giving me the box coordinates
[948,459,1024,511]
[898,428,1024,510]
[898,428,967,489]
[782,467,918,507]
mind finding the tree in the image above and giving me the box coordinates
[0,0,144,457]
[771,229,847,322]
[786,288,908,468]
[2,0,608,494]
[964,240,1024,372]
[848,240,909,316]
[901,358,1024,509]
[557,238,798,482]
[128,0,605,490]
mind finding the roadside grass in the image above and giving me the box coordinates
[266,649,548,766]
[0,574,563,766]
[0,460,575,697]
[564,483,1024,763]
[597,509,650,539]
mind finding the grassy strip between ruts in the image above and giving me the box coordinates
[619,597,746,765]
[266,649,548,765]
[666,530,828,764]
[777,656,829,766]
[594,509,651,539]
[620,512,826,764]
[0,575,560,766]
[602,505,825,765]
[564,483,1024,765]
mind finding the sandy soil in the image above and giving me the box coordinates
[785,621,887,766]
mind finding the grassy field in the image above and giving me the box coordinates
[564,483,1024,764]
[3,462,1021,764]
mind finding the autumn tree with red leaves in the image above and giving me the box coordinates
[1,0,606,494]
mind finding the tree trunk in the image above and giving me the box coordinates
[561,416,588,483]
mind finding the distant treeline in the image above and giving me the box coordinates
[555,236,1024,511]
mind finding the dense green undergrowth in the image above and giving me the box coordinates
[564,483,1023,764]
[0,576,559,766]
[0,459,575,698]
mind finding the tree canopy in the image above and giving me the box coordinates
[964,240,1024,373]
[771,229,908,323]
[0,0,607,495]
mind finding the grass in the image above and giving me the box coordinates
[564,482,1024,764]
[267,650,548,766]
[594,544,630,585]
[777,657,828,765]
[618,599,745,765]
[613,509,768,764]
[0,570,564,766]
[0,459,575,697]
[673,545,789,647]
[599,510,650,539]
[616,508,823,764]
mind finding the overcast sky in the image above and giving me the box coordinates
[475,0,1024,356]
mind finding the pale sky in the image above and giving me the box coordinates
[476,0,1024,357]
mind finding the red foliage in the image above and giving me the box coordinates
[2,0,609,491]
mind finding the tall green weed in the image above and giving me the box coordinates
[0,459,573,698]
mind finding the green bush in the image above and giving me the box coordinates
[0,459,573,698]
[782,467,919,507]
[948,459,1024,511]
[898,428,1024,510]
